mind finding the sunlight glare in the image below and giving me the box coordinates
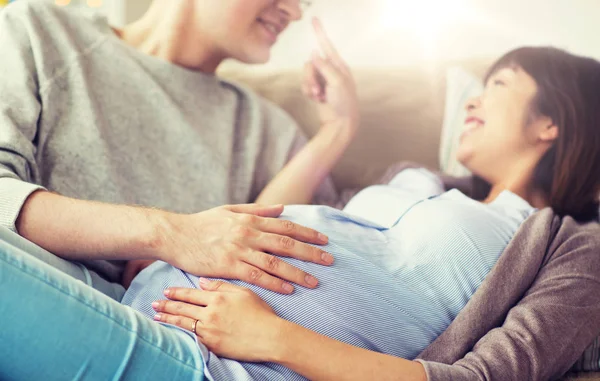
[381,0,473,39]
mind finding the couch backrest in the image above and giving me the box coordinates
[219,59,491,189]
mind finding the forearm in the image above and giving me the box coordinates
[16,190,170,262]
[256,121,355,205]
[270,319,427,381]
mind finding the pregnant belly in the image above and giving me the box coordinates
[124,207,453,361]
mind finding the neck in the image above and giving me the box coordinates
[483,159,549,209]
[116,0,224,73]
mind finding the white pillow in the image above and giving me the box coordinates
[439,67,483,177]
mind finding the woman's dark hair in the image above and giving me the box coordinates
[474,47,600,222]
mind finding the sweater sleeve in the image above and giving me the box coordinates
[416,218,600,381]
[0,6,46,232]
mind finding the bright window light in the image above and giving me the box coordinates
[381,0,474,38]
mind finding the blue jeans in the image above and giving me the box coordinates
[0,227,205,381]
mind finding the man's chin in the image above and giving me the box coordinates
[236,49,271,65]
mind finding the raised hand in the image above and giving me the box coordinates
[302,18,359,131]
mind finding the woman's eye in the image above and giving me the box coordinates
[493,79,506,86]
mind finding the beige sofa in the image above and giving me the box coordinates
[219,63,600,381]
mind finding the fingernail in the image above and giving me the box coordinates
[318,233,328,243]
[282,283,294,293]
[199,278,209,286]
[152,302,159,310]
[163,289,171,297]
[154,314,162,321]
[321,252,334,264]
[305,275,318,287]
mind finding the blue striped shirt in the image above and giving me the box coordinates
[122,169,535,381]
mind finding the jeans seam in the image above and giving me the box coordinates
[0,251,203,373]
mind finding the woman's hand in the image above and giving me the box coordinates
[153,279,282,363]
[303,18,360,133]
[153,279,429,381]
[155,204,333,294]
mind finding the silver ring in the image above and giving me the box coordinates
[192,319,198,334]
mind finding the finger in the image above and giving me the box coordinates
[312,17,346,70]
[198,278,248,293]
[243,250,319,290]
[162,287,211,306]
[224,204,284,218]
[253,231,334,266]
[232,263,297,294]
[152,299,206,320]
[312,54,343,88]
[303,61,323,99]
[154,312,204,337]
[254,217,329,245]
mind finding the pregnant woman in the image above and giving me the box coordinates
[133,45,600,380]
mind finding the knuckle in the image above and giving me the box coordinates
[265,255,280,271]
[280,220,296,234]
[214,294,226,304]
[232,225,253,239]
[224,242,245,258]
[239,214,258,226]
[279,236,296,250]
[207,312,220,325]
[175,303,184,313]
[174,316,184,326]
[222,252,237,267]
[247,268,263,282]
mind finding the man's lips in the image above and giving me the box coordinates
[257,18,284,42]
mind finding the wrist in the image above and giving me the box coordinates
[320,118,358,142]
[136,208,178,262]
[265,317,296,364]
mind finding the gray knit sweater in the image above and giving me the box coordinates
[0,0,336,282]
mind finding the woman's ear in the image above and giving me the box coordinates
[537,116,559,143]
[539,123,559,142]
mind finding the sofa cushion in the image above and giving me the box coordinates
[220,61,489,190]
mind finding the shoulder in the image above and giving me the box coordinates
[1,0,113,88]
[1,0,110,49]
[2,0,88,27]
[522,210,600,274]
[550,214,600,259]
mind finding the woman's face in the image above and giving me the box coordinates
[194,0,303,64]
[456,66,553,184]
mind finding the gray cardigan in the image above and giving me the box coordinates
[361,163,600,381]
